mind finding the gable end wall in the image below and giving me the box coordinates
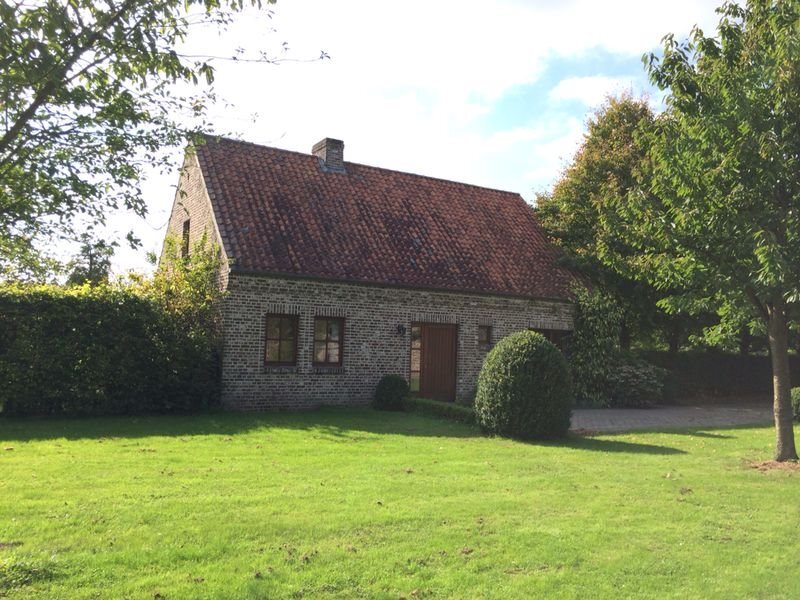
[161,152,229,288]
[222,273,574,410]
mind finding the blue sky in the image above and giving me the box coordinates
[110,0,723,273]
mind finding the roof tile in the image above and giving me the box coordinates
[195,136,574,300]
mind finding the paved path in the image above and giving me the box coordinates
[571,405,773,433]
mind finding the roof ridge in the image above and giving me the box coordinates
[195,134,526,199]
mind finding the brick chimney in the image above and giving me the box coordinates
[312,138,345,172]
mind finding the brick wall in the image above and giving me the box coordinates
[221,273,574,410]
[161,151,229,288]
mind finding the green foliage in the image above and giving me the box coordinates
[66,233,118,287]
[536,95,676,347]
[569,287,623,406]
[373,375,410,411]
[402,396,476,424]
[0,240,224,416]
[630,0,800,459]
[0,0,273,276]
[569,287,666,407]
[791,388,800,422]
[475,330,572,439]
[607,354,668,408]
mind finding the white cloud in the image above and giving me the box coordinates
[550,75,639,106]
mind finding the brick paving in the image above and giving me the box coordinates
[571,405,773,433]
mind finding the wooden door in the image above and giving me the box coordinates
[419,324,457,402]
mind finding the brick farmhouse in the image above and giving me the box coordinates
[163,136,575,410]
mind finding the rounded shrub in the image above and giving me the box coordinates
[475,330,573,439]
[373,374,409,411]
[792,387,800,422]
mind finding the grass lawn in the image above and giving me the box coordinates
[1,409,799,599]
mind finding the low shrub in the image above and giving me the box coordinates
[403,396,476,424]
[607,355,668,408]
[373,375,409,411]
[792,388,800,422]
[474,330,572,439]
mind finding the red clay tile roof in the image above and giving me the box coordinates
[195,136,574,301]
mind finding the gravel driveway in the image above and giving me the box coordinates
[570,405,773,433]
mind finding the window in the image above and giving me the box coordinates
[478,325,492,350]
[531,328,570,351]
[181,219,191,257]
[265,315,298,365]
[313,317,344,366]
[409,324,421,392]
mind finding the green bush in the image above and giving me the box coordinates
[568,287,665,407]
[0,284,219,416]
[403,396,476,424]
[607,355,667,408]
[373,375,409,411]
[792,388,800,422]
[0,238,224,417]
[474,330,572,439]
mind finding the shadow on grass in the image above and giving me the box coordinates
[557,436,687,455]
[0,407,479,442]
[0,408,693,455]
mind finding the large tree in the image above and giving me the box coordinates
[0,0,273,277]
[536,95,685,350]
[628,0,800,460]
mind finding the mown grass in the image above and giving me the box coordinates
[0,409,798,599]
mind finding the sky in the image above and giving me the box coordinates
[109,0,724,274]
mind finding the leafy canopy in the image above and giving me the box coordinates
[631,0,800,319]
[0,0,270,277]
[536,95,670,346]
[626,0,800,459]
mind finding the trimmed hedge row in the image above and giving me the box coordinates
[0,285,219,416]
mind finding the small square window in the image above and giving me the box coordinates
[478,325,492,349]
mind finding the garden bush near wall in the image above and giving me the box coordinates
[475,330,572,439]
[0,239,223,417]
[569,287,666,408]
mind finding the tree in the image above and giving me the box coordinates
[0,0,273,277]
[536,95,685,350]
[66,233,117,286]
[628,0,800,460]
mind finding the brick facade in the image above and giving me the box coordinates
[221,273,573,410]
[161,152,230,288]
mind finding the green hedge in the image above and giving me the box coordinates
[0,284,219,416]
[403,396,476,424]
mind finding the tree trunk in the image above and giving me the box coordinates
[668,320,682,355]
[767,299,798,461]
[738,327,751,356]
